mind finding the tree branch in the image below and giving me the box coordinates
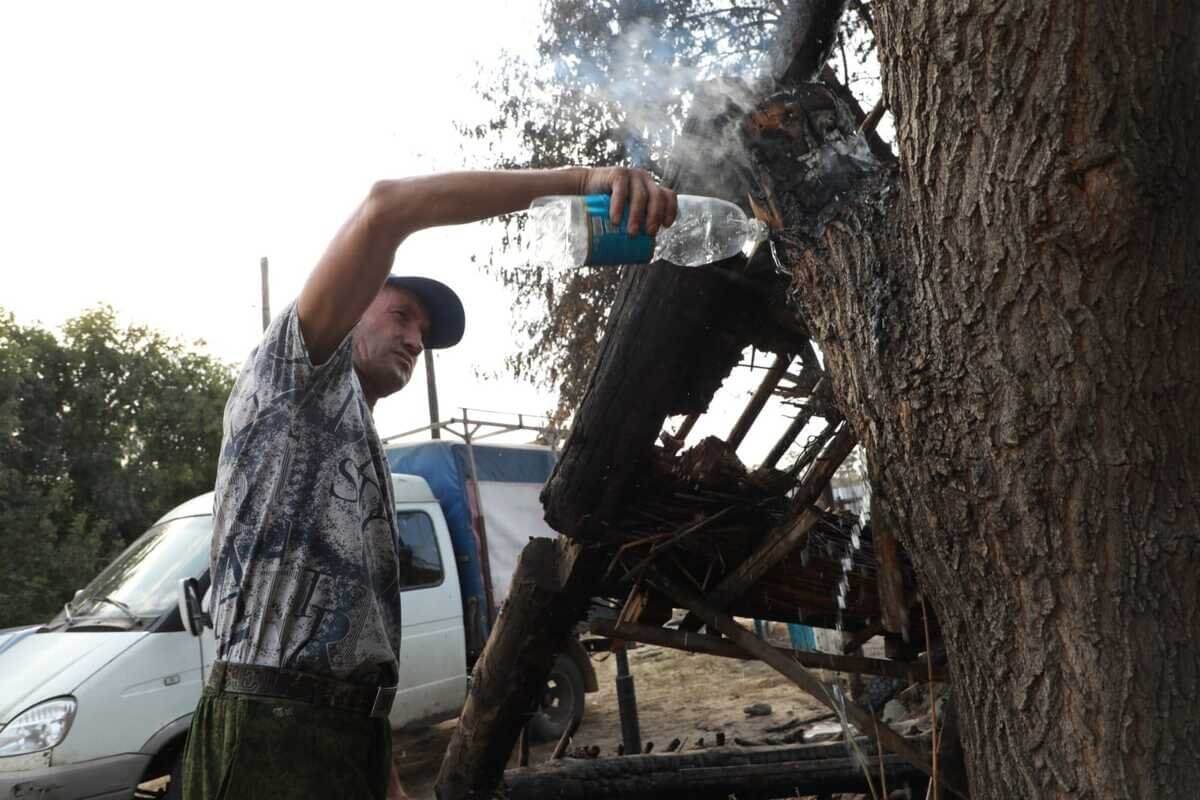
[770,0,849,86]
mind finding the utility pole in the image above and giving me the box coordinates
[260,256,271,332]
[424,350,441,439]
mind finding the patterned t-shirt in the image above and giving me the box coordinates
[209,302,401,686]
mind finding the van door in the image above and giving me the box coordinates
[390,504,467,729]
[199,584,217,682]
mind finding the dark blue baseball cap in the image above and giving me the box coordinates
[383,275,465,349]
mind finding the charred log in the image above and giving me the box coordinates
[434,538,606,800]
[502,738,932,800]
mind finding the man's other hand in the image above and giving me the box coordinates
[580,167,678,237]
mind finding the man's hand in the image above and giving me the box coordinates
[297,166,676,366]
[579,167,678,237]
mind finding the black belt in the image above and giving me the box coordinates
[206,662,397,719]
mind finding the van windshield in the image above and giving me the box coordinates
[53,514,213,628]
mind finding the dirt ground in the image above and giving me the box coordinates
[394,626,832,799]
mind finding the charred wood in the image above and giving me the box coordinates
[726,352,792,450]
[503,738,930,800]
[434,538,605,800]
[678,425,856,632]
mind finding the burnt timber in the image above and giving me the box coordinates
[502,738,933,800]
[434,2,950,798]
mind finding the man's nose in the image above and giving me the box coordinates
[402,328,424,356]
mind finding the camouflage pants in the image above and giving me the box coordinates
[181,688,392,799]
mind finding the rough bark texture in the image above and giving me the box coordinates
[778,2,1200,796]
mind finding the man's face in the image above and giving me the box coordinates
[352,285,431,401]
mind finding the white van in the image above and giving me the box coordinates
[0,471,582,800]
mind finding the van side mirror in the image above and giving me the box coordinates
[177,577,211,637]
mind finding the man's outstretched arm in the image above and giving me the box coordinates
[297,166,677,364]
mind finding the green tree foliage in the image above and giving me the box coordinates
[0,308,233,627]
[463,0,875,421]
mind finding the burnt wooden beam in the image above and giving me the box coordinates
[541,259,756,538]
[435,538,606,800]
[503,738,930,800]
[650,570,964,797]
[679,425,857,632]
[727,352,792,450]
[762,375,828,468]
[590,619,945,683]
[673,412,700,443]
[543,1,854,541]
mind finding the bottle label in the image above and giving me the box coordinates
[583,194,655,266]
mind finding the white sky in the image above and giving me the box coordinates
[0,1,817,465]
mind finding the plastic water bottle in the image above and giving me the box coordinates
[527,193,769,269]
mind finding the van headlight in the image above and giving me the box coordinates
[0,698,77,757]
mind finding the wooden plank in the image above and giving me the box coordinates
[702,507,826,612]
[726,352,792,450]
[651,569,966,798]
[589,619,945,682]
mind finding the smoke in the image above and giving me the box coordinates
[552,13,772,198]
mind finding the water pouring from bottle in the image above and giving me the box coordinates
[527,193,768,270]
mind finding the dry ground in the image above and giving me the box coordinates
[394,627,832,799]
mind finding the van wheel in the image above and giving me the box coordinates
[529,654,586,742]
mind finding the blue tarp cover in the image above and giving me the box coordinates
[385,441,556,642]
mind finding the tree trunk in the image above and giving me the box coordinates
[781,1,1200,796]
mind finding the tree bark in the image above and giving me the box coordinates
[775,1,1200,796]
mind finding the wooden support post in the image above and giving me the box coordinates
[614,645,642,757]
[435,538,605,800]
[727,352,791,450]
[679,426,857,632]
[590,619,945,682]
[650,571,966,798]
[873,524,910,635]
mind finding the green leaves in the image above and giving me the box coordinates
[0,308,233,627]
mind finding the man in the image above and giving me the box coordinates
[182,166,677,799]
